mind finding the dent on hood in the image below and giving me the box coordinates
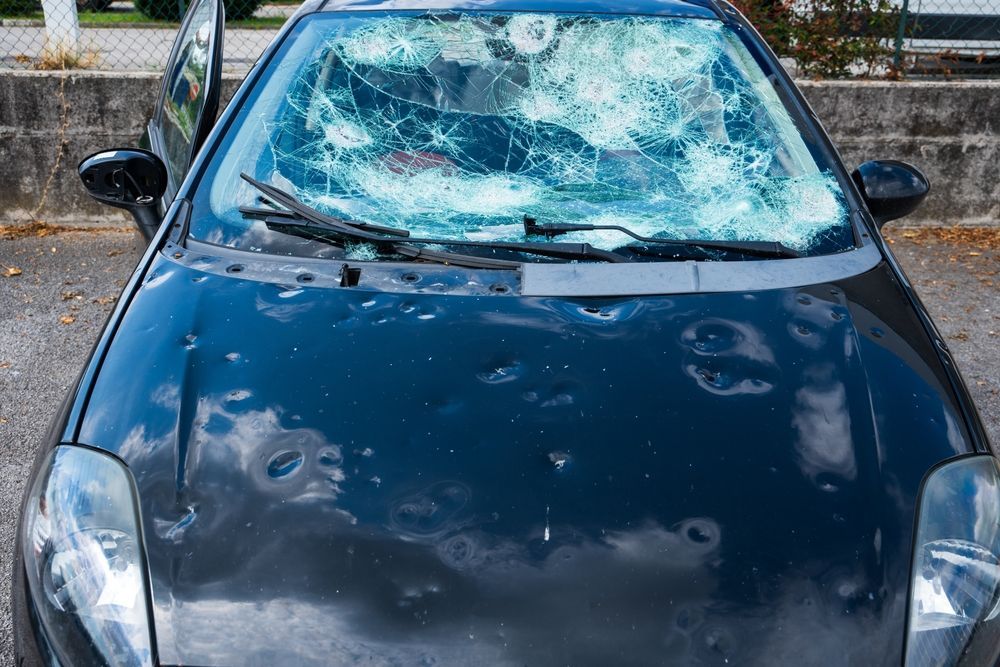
[233,13,846,252]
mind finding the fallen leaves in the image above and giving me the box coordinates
[61,290,83,301]
[885,226,1000,249]
[58,315,75,325]
[2,265,22,277]
[0,221,59,240]
[0,222,132,241]
[888,226,1000,289]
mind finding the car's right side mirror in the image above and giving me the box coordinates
[851,160,930,228]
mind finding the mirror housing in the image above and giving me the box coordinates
[79,148,168,238]
[851,160,929,227]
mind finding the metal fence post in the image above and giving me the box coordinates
[893,0,910,71]
[40,0,80,58]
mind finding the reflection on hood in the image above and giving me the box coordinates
[78,258,973,665]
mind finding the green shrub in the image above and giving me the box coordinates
[134,0,262,22]
[0,0,41,17]
[732,0,901,78]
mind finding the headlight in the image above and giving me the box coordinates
[907,455,1000,667]
[22,445,153,667]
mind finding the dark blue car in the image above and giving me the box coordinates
[12,0,998,665]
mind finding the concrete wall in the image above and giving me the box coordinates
[0,71,997,226]
[799,80,1000,225]
[0,71,242,225]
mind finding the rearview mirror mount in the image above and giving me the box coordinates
[79,148,168,239]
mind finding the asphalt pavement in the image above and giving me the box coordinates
[0,226,140,665]
[0,224,997,664]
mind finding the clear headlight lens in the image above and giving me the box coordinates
[22,446,153,667]
[907,455,1000,667]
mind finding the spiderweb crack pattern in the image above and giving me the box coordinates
[260,13,847,252]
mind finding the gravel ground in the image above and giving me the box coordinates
[0,225,997,663]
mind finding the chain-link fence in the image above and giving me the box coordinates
[0,0,998,74]
[893,0,1000,75]
[735,0,1000,76]
[0,0,282,71]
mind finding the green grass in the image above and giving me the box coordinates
[78,9,285,26]
[1,6,286,26]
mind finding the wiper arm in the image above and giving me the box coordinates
[523,217,801,259]
[240,174,627,265]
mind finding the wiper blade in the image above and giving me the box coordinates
[626,241,800,260]
[260,214,522,270]
[239,206,410,238]
[241,175,517,269]
[263,214,627,264]
[392,245,529,269]
[240,174,627,265]
[523,217,801,259]
[454,241,625,263]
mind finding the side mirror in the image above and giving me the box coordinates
[851,160,929,227]
[79,148,168,238]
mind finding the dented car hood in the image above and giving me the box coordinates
[77,252,972,666]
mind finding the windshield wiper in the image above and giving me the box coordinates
[241,175,518,269]
[240,205,411,238]
[523,217,801,259]
[259,213,628,264]
[240,174,627,265]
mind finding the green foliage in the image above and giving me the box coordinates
[733,0,901,78]
[0,0,41,17]
[134,0,262,22]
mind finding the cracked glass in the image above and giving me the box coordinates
[193,11,854,260]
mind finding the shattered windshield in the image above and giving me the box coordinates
[193,11,854,259]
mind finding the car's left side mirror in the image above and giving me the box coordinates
[79,148,168,238]
[851,160,929,228]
